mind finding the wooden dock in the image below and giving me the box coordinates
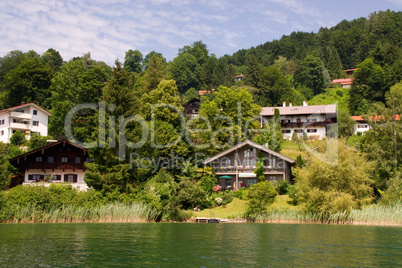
[195,217,220,223]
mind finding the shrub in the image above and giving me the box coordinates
[200,175,217,195]
[177,178,207,209]
[246,181,277,220]
[276,180,290,195]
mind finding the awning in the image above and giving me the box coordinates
[239,173,256,178]
[219,175,232,179]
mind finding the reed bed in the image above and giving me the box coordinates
[243,202,402,226]
[1,203,160,223]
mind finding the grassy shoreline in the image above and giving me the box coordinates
[1,197,400,226]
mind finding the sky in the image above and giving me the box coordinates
[0,0,401,66]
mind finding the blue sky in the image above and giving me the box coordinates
[0,0,401,66]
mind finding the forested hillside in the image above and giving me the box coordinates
[0,10,400,116]
[0,10,401,222]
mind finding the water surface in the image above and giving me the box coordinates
[0,223,400,267]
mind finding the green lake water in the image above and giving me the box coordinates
[0,223,400,267]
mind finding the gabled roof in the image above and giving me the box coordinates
[182,98,200,107]
[0,102,51,116]
[203,140,295,165]
[260,104,336,116]
[9,140,88,163]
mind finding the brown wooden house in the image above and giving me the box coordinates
[203,140,295,190]
[9,140,91,191]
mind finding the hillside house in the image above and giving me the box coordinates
[0,103,50,143]
[260,102,337,140]
[203,140,295,190]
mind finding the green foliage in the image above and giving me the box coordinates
[48,59,107,139]
[200,175,218,195]
[349,58,385,115]
[41,48,63,72]
[124,49,143,73]
[294,55,326,95]
[10,131,26,146]
[0,143,12,190]
[338,109,356,138]
[177,178,206,209]
[254,152,265,182]
[294,140,374,214]
[169,53,200,93]
[27,135,49,151]
[296,154,305,168]
[2,58,52,108]
[196,85,261,156]
[246,181,277,219]
[360,82,402,190]
[276,180,290,195]
[253,111,282,152]
[140,170,179,219]
[292,130,307,151]
[254,66,293,107]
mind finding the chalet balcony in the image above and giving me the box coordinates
[214,166,284,174]
[18,162,86,171]
[280,119,336,128]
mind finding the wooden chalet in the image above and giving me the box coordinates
[9,140,91,191]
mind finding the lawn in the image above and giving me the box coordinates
[193,195,300,219]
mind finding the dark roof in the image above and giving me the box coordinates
[182,98,200,107]
[203,140,295,165]
[9,140,88,163]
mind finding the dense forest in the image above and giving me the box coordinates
[0,10,401,222]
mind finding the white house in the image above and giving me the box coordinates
[0,103,51,143]
[351,116,372,135]
[260,102,337,140]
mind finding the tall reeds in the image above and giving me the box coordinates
[1,203,160,223]
[241,202,402,226]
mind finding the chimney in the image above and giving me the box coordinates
[289,103,292,107]
[303,101,308,106]
[283,101,286,107]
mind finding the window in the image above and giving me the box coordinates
[61,157,68,163]
[358,124,368,128]
[33,121,39,126]
[48,156,54,163]
[294,129,303,133]
[64,174,77,183]
[75,157,81,164]
[307,129,317,133]
[282,130,291,134]
[14,109,25,113]
[226,178,232,187]
[221,158,230,167]
[49,175,61,181]
[0,119,4,125]
[36,156,42,162]
[0,131,3,136]
[28,174,44,181]
[297,118,302,123]
[86,157,93,163]
[33,110,37,115]
[245,179,257,187]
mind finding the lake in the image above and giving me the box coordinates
[0,223,400,267]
